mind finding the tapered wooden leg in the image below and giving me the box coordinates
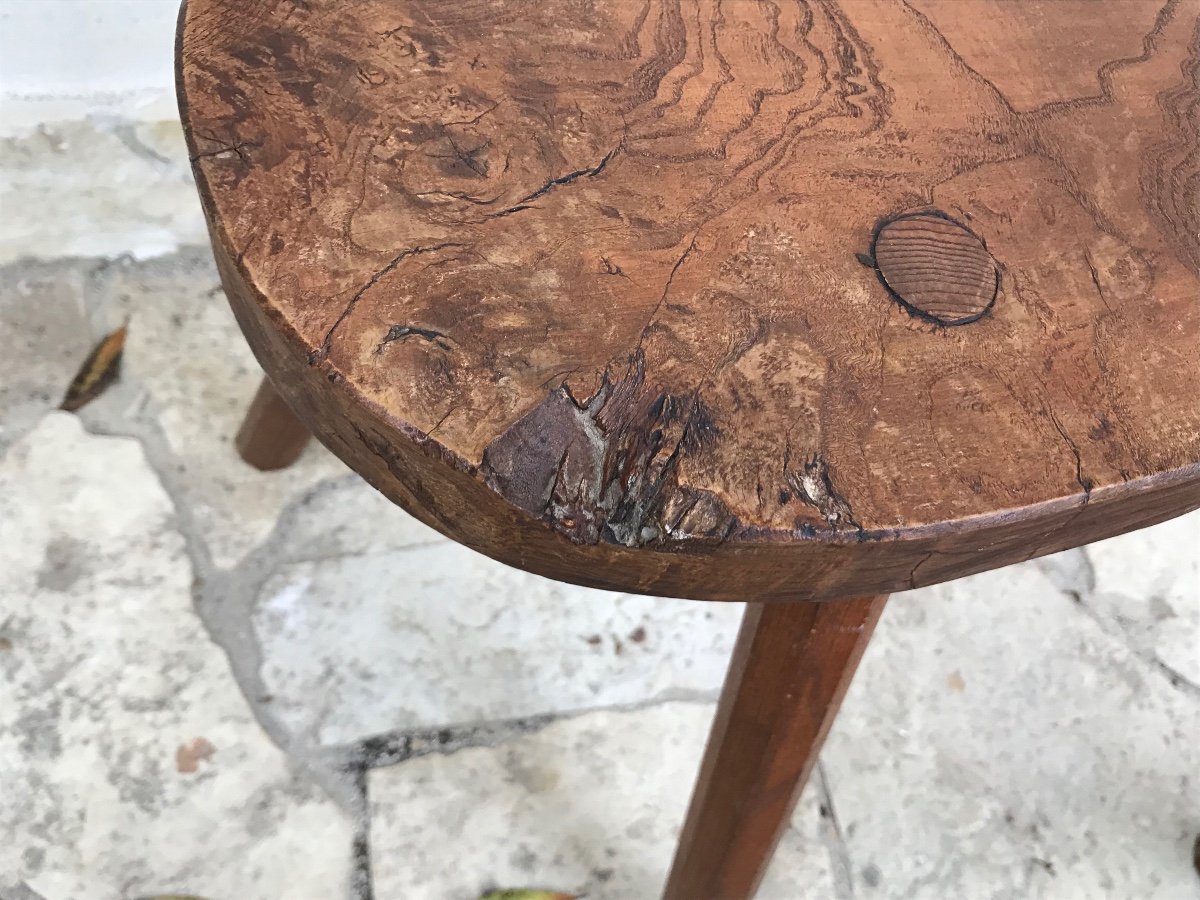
[235,376,311,470]
[663,595,888,900]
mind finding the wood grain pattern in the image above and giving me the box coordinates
[178,0,1200,602]
[663,595,887,899]
[870,212,998,325]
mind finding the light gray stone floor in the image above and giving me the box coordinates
[1,118,1198,900]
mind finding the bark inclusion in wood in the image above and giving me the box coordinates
[481,354,736,547]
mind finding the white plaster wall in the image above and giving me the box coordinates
[0,0,204,262]
[0,0,180,129]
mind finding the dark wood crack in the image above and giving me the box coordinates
[310,243,464,364]
[376,325,452,353]
[486,144,622,218]
[1044,402,1095,504]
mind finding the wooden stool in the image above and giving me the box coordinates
[177,2,1200,896]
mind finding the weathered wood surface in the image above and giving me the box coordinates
[179,0,1200,602]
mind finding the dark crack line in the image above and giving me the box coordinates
[311,243,464,363]
[425,404,460,439]
[1044,402,1094,503]
[908,550,935,590]
[1083,250,1113,314]
[485,144,621,218]
[375,325,451,353]
[414,189,501,205]
[600,256,631,279]
[441,99,502,127]
[636,230,701,350]
[349,712,550,768]
[484,203,533,219]
[1075,545,1098,594]
[341,692,718,771]
[441,134,491,176]
[1146,656,1200,696]
[539,365,582,389]
[518,144,621,204]
[189,140,259,163]
[349,767,374,900]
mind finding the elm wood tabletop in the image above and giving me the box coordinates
[178,1,1200,896]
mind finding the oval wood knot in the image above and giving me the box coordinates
[871,211,999,326]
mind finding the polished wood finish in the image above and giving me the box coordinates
[178,0,1200,604]
[665,596,887,900]
[235,376,311,470]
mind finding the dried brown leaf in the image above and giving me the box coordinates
[60,324,127,412]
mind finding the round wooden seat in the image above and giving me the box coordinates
[178,0,1200,604]
[179,4,1200,897]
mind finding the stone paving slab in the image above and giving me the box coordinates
[0,260,94,457]
[0,251,348,571]
[0,414,353,900]
[824,558,1200,900]
[368,702,838,900]
[255,539,743,746]
[111,250,350,569]
[369,545,1199,900]
[1074,514,1200,685]
[0,249,747,750]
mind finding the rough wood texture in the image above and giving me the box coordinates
[664,596,887,900]
[178,1,1200,602]
[235,376,312,470]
